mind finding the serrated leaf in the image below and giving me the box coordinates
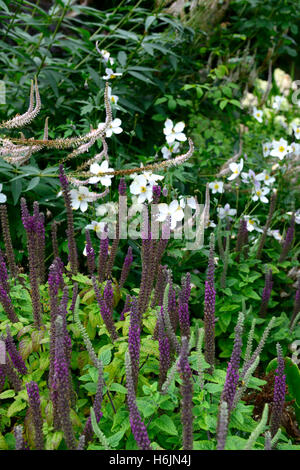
[153,414,178,436]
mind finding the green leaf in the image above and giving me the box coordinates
[25,177,40,192]
[99,348,112,366]
[110,383,127,394]
[0,390,15,399]
[145,15,156,32]
[117,51,127,67]
[153,414,178,436]
[11,179,22,205]
[128,71,154,85]
[7,400,26,418]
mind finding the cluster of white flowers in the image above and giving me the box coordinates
[70,186,94,212]
[161,119,187,159]
[129,171,164,204]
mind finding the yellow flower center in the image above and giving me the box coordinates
[214,184,219,189]
[256,113,261,117]
[256,191,261,196]
[279,146,285,152]
[249,220,254,225]
[265,175,269,180]
[141,186,147,193]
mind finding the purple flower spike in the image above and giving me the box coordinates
[178,337,193,450]
[178,301,190,340]
[128,297,141,390]
[158,308,170,389]
[119,246,133,289]
[259,269,273,317]
[125,352,152,450]
[5,326,27,375]
[270,343,286,438]
[279,214,295,262]
[204,234,216,374]
[26,381,44,450]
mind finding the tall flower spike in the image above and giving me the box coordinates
[0,77,41,129]
[2,354,22,391]
[270,343,286,438]
[20,198,43,327]
[5,326,27,375]
[221,313,244,411]
[0,274,18,323]
[204,233,216,374]
[216,401,229,450]
[0,205,18,278]
[128,296,141,390]
[26,381,44,450]
[158,307,171,390]
[53,315,76,449]
[125,352,152,450]
[59,165,78,275]
[259,269,273,317]
[14,425,28,450]
[178,336,193,450]
[279,214,295,263]
[241,316,275,379]
[119,246,133,290]
[92,276,118,341]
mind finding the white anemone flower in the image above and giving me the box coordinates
[256,171,275,186]
[98,49,114,65]
[270,138,288,160]
[107,86,119,105]
[241,169,259,188]
[161,141,180,159]
[262,142,272,157]
[130,175,153,204]
[252,107,263,123]
[292,123,300,140]
[157,200,184,229]
[295,209,300,224]
[208,181,224,194]
[163,119,187,144]
[251,185,270,203]
[143,171,164,184]
[217,203,237,220]
[102,68,122,80]
[0,184,7,203]
[244,216,263,233]
[89,160,114,186]
[287,142,300,155]
[106,118,123,137]
[267,229,282,241]
[70,186,93,212]
[86,220,106,238]
[228,158,244,181]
